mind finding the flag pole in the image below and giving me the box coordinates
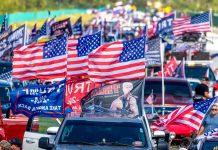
[209,9,214,43]
[160,39,165,106]
[151,89,154,115]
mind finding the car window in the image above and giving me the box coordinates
[29,116,63,134]
[185,66,216,82]
[144,80,192,98]
[154,107,178,116]
[0,86,11,103]
[189,81,200,91]
[59,120,147,147]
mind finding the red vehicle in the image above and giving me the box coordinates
[1,113,28,141]
[144,77,194,140]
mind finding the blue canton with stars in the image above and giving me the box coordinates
[77,32,101,57]
[191,11,210,24]
[43,36,67,59]
[120,37,145,62]
[193,97,216,114]
[38,21,47,36]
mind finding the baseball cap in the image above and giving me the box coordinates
[0,140,11,149]
[9,138,22,147]
[202,77,209,81]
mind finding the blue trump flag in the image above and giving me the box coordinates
[72,16,83,36]
[10,80,66,117]
[156,13,175,37]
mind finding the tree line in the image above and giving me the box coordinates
[0,0,218,14]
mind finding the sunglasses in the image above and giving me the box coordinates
[212,109,218,111]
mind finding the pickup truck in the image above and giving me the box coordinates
[38,113,170,150]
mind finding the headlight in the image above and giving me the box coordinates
[170,132,176,139]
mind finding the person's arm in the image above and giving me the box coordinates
[198,125,205,135]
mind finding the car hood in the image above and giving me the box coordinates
[55,145,151,150]
[166,123,194,136]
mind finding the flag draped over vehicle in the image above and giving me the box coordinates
[12,35,68,80]
[88,37,146,83]
[173,11,211,36]
[67,32,101,78]
[151,97,217,132]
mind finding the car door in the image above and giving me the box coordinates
[22,116,63,150]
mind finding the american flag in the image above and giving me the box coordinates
[204,127,218,137]
[151,97,217,132]
[67,32,101,78]
[173,11,211,36]
[145,38,161,67]
[0,71,12,81]
[29,23,37,38]
[12,35,67,81]
[28,21,47,44]
[37,20,47,36]
[88,37,146,83]
[0,14,8,33]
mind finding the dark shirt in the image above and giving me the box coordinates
[195,83,209,96]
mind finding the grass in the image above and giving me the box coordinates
[38,117,63,134]
[11,13,94,32]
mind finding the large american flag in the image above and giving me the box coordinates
[88,37,146,83]
[173,11,211,36]
[151,97,217,132]
[67,32,101,78]
[12,35,67,81]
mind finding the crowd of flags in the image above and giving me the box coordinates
[0,10,216,137]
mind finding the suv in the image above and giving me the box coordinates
[38,113,169,150]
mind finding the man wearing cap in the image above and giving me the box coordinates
[198,103,218,135]
[193,77,211,102]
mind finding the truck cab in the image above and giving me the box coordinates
[38,112,169,150]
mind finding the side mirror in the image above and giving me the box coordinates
[47,127,59,135]
[38,137,53,150]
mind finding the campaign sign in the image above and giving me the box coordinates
[65,79,101,112]
[10,80,66,117]
[81,79,144,117]
[156,13,175,36]
[51,18,72,37]
[0,25,25,60]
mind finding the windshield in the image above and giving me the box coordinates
[59,120,147,147]
[144,80,192,98]
[144,106,178,116]
[185,66,216,81]
[154,107,178,116]
[189,81,200,91]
